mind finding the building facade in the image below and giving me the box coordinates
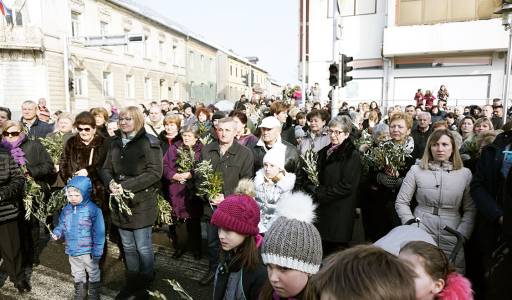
[301,0,506,108]
[0,0,271,116]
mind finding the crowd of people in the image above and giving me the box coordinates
[0,90,511,300]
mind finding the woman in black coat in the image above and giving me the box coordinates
[0,120,54,271]
[101,106,162,299]
[313,116,361,257]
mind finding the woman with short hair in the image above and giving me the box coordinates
[101,106,162,299]
[90,107,110,138]
[162,125,203,259]
[313,116,361,256]
[158,114,182,155]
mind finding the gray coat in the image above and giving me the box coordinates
[395,162,476,271]
[254,169,296,233]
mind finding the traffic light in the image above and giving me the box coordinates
[341,54,353,87]
[329,63,339,87]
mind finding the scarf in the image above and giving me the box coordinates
[438,272,473,300]
[0,133,27,166]
[326,143,342,158]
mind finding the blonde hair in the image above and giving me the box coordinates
[163,114,182,130]
[420,129,463,170]
[119,106,145,133]
[389,112,413,130]
[474,117,494,131]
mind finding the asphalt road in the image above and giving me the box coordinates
[0,229,214,300]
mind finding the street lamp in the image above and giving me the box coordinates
[496,1,512,125]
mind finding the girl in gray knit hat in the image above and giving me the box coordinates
[259,191,322,299]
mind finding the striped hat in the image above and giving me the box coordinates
[261,191,322,274]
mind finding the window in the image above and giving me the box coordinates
[173,81,180,101]
[102,72,113,97]
[159,40,165,61]
[160,79,167,100]
[171,40,178,65]
[143,33,150,58]
[125,75,134,98]
[100,21,108,36]
[201,55,205,71]
[230,65,233,76]
[340,0,376,16]
[210,58,214,76]
[124,29,132,54]
[74,69,86,96]
[236,67,238,78]
[71,12,81,38]
[189,51,194,69]
[397,0,500,26]
[144,77,152,100]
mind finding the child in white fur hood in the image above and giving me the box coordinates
[254,147,296,233]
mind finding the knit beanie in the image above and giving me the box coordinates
[261,191,322,274]
[211,194,260,236]
[263,147,286,171]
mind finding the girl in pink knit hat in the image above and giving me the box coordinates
[210,194,267,300]
[399,241,473,300]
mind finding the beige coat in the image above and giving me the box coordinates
[395,162,476,271]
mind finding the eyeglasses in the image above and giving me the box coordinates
[76,127,92,132]
[119,117,133,122]
[2,131,20,137]
[327,129,345,135]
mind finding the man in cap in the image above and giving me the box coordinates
[252,116,303,189]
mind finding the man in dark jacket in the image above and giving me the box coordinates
[21,100,54,139]
[252,116,303,189]
[198,117,254,285]
[469,129,512,296]
[0,149,28,292]
[411,112,432,159]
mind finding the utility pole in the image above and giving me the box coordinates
[496,1,512,125]
[301,0,307,107]
[331,0,339,119]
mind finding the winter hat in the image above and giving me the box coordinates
[261,191,322,274]
[211,194,260,236]
[263,147,286,171]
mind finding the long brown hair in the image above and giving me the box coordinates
[420,129,463,170]
[220,235,260,271]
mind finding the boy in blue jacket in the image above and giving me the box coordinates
[52,176,105,300]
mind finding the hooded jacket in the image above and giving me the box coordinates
[254,169,296,233]
[53,176,105,258]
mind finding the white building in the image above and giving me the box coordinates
[301,0,507,108]
[0,0,271,116]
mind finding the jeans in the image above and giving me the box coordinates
[118,226,154,277]
[207,223,220,272]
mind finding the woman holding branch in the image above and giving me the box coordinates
[101,106,163,299]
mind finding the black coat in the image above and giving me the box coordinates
[200,141,254,198]
[20,137,54,183]
[0,149,25,224]
[101,128,163,229]
[23,118,54,139]
[252,140,304,190]
[213,252,267,300]
[315,139,361,243]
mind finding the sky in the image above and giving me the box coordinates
[142,0,299,85]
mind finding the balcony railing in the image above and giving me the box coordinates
[0,26,44,50]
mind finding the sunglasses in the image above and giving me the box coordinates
[77,127,92,132]
[2,131,21,137]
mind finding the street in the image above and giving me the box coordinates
[0,230,213,300]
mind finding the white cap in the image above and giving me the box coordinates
[263,147,286,171]
[259,116,282,129]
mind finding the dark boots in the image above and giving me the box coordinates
[73,282,87,300]
[88,281,101,300]
[115,272,152,300]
